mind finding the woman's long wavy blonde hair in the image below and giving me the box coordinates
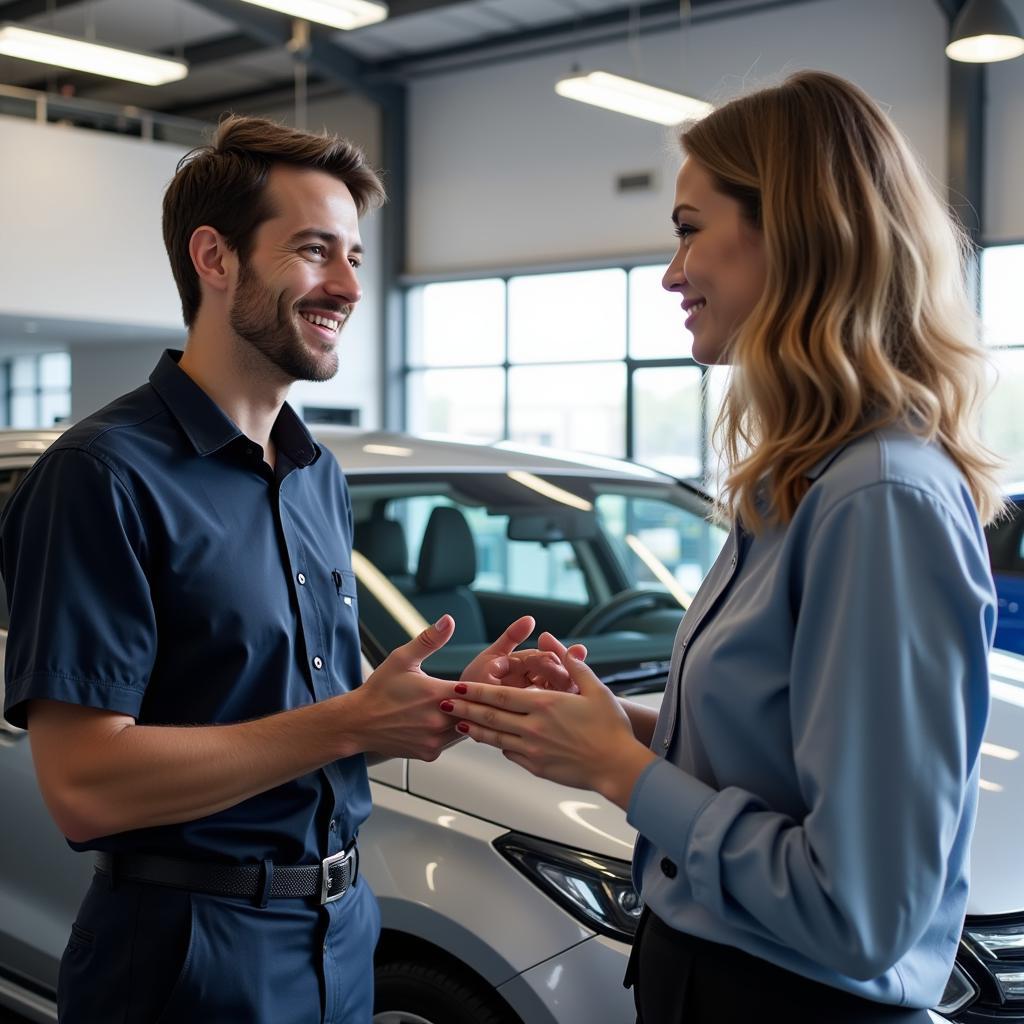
[682,70,1002,530]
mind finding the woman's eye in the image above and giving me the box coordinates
[674,223,696,240]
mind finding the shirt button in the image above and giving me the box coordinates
[313,656,324,670]
[297,572,306,585]
[329,818,337,832]
[660,857,678,879]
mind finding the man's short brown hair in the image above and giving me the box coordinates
[162,114,386,327]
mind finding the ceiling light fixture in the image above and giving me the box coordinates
[0,23,188,85]
[946,0,1024,63]
[238,0,387,31]
[555,70,711,126]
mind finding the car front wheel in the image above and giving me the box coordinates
[373,960,515,1024]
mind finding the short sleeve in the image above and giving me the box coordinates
[1,447,157,728]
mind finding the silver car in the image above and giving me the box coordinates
[1,427,1022,1024]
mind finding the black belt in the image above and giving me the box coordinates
[95,844,358,905]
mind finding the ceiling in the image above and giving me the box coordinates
[0,0,746,120]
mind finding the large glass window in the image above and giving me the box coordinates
[982,244,1024,483]
[0,352,71,428]
[405,264,712,480]
[508,269,626,363]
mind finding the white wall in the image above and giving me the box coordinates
[985,53,1024,244]
[0,93,384,428]
[0,116,186,329]
[407,0,949,274]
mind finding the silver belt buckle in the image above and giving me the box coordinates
[320,848,355,905]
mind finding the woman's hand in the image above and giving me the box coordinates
[441,651,657,809]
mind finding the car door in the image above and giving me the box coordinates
[0,462,93,1004]
[985,499,1024,655]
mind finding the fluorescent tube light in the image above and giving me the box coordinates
[555,71,711,126]
[239,0,387,31]
[946,0,1024,62]
[0,23,188,86]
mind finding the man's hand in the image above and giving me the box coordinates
[460,617,588,692]
[350,615,463,762]
[440,651,656,809]
[489,631,588,692]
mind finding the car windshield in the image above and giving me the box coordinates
[349,471,727,682]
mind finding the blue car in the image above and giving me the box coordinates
[985,492,1024,654]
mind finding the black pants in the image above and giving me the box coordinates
[625,909,935,1024]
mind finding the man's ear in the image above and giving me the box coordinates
[189,226,236,296]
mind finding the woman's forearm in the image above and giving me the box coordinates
[618,698,659,747]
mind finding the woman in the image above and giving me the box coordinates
[442,71,1001,1023]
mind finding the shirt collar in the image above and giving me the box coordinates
[804,440,853,481]
[149,349,321,467]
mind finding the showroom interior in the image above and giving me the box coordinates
[0,0,1019,478]
[2,1,1024,1023]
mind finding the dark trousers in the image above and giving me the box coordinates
[626,909,935,1024]
[57,871,380,1024]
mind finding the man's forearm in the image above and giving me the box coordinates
[29,693,367,843]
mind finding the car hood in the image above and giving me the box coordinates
[408,658,1024,915]
[407,692,663,862]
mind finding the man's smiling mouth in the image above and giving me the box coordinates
[299,311,343,333]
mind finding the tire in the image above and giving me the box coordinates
[373,960,515,1024]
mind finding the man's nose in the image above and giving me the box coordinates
[326,259,362,304]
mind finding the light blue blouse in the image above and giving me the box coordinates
[628,427,996,1007]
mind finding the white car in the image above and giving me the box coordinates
[0,427,1021,1024]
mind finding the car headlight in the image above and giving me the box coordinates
[934,962,978,1017]
[493,832,641,944]
[936,915,1024,1020]
[965,917,1024,1006]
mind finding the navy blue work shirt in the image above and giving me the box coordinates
[0,350,370,865]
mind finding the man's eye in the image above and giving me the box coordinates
[349,258,362,269]
[304,245,326,257]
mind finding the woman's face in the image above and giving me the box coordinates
[662,158,767,365]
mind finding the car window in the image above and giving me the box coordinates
[349,471,722,679]
[387,494,589,603]
[596,490,726,599]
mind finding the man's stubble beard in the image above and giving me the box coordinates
[228,257,349,384]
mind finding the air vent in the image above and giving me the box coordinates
[616,171,655,193]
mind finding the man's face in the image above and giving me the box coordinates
[228,164,364,383]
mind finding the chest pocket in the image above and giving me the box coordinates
[331,568,358,611]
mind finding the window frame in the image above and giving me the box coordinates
[401,256,714,480]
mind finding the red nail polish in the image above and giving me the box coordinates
[456,722,470,734]
[454,683,468,695]
[439,700,454,713]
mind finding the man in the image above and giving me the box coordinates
[0,115,565,1023]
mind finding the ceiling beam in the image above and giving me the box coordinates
[190,0,387,102]
[0,0,88,21]
[162,73,333,119]
[367,0,830,81]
